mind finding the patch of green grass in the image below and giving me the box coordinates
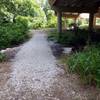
[67,45,100,87]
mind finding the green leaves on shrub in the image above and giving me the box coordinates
[0,53,6,62]
[0,19,30,49]
[32,17,46,29]
[68,46,100,87]
[48,29,59,41]
[48,29,88,46]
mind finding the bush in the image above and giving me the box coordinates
[0,17,30,49]
[48,29,88,46]
[66,19,74,27]
[68,46,100,87]
[0,53,6,62]
[46,16,57,28]
[48,29,58,41]
[32,17,46,29]
[15,16,36,29]
[45,10,57,28]
[15,16,31,30]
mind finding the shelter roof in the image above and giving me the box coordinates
[49,0,100,13]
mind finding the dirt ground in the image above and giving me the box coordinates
[0,61,100,100]
[0,62,11,88]
[58,62,100,100]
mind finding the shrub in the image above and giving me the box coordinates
[0,17,30,49]
[0,53,6,62]
[48,29,58,41]
[15,16,30,30]
[46,16,57,28]
[48,29,88,46]
[45,10,57,28]
[66,19,75,27]
[68,46,100,87]
[32,17,46,29]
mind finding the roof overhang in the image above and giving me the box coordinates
[49,0,100,13]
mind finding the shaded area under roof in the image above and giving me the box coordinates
[49,0,100,13]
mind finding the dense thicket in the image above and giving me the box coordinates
[0,0,57,49]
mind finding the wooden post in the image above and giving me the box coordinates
[64,17,67,30]
[57,11,62,40]
[93,16,96,28]
[89,12,94,31]
[88,12,94,44]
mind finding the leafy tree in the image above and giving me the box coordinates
[0,0,46,23]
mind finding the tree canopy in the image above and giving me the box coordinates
[0,0,47,23]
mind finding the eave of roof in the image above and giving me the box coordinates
[49,0,100,13]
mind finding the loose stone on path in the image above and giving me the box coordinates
[0,30,99,100]
[0,30,65,100]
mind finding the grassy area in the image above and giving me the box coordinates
[68,45,100,87]
[61,45,100,87]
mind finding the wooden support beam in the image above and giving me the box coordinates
[89,12,94,31]
[93,16,96,27]
[57,11,62,39]
[88,12,94,44]
[54,6,97,13]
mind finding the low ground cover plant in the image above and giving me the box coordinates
[68,45,100,87]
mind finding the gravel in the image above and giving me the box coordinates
[0,30,65,100]
[0,30,99,100]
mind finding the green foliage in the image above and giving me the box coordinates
[0,53,6,62]
[79,24,88,29]
[32,17,46,29]
[68,46,100,87]
[48,29,58,41]
[0,0,45,22]
[0,0,57,50]
[0,0,57,29]
[0,21,29,49]
[43,1,57,28]
[46,11,57,28]
[15,16,30,29]
[96,18,100,25]
[0,0,48,49]
[48,29,88,46]
[66,19,74,27]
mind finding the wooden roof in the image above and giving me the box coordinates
[95,8,100,17]
[62,12,79,18]
[49,0,100,13]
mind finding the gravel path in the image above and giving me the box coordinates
[0,30,66,100]
[0,30,99,100]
